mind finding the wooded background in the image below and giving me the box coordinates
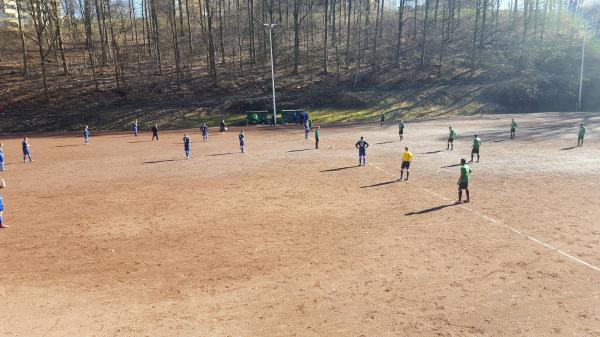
[1,0,599,130]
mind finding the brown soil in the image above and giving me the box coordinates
[0,112,599,336]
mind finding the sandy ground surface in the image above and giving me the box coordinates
[0,112,599,337]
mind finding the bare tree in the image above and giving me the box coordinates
[16,0,29,75]
[206,0,218,84]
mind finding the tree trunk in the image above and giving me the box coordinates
[51,0,68,74]
[16,0,28,76]
[420,0,430,66]
[248,0,255,66]
[433,0,439,27]
[31,0,50,103]
[205,0,218,84]
[373,0,381,60]
[293,0,300,73]
[361,0,370,63]
[479,0,487,51]
[413,0,418,40]
[218,0,226,64]
[171,0,182,84]
[185,0,193,55]
[129,0,142,72]
[394,0,405,65]
[94,0,108,66]
[150,0,163,74]
[345,0,352,65]
[522,0,528,44]
[540,0,548,40]
[105,0,124,88]
[178,0,185,36]
[235,0,243,75]
[324,0,329,73]
[471,0,481,68]
[438,0,446,76]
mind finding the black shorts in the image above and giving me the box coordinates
[510,128,516,133]
[448,138,454,143]
[459,182,469,189]
[401,161,410,169]
[399,129,404,135]
[472,148,479,154]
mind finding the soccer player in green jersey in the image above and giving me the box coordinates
[578,123,586,147]
[446,127,456,150]
[315,126,320,149]
[470,135,481,163]
[456,158,471,204]
[399,120,405,140]
[510,119,517,139]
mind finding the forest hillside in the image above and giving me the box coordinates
[0,0,599,131]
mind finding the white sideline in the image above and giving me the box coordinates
[252,128,600,273]
[364,159,600,273]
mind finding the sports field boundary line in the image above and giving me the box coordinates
[271,128,600,273]
[360,157,600,274]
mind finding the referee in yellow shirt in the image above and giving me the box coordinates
[400,147,413,181]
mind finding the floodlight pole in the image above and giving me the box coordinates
[265,23,277,125]
[577,32,586,112]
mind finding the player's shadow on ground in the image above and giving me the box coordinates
[405,204,455,215]
[375,141,395,145]
[143,159,179,164]
[421,150,442,154]
[287,148,313,153]
[491,139,510,143]
[320,165,357,172]
[560,146,578,151]
[207,152,238,156]
[127,140,151,143]
[441,163,462,168]
[55,144,83,148]
[360,180,399,188]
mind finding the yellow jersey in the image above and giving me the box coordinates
[402,151,413,162]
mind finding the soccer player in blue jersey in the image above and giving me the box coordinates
[0,143,5,171]
[239,130,245,153]
[84,125,89,144]
[355,136,369,166]
[183,133,191,159]
[22,137,32,163]
[0,179,5,228]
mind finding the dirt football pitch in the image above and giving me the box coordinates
[0,112,599,336]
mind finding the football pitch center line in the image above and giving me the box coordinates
[356,155,600,274]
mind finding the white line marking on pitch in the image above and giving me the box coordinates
[363,159,600,273]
